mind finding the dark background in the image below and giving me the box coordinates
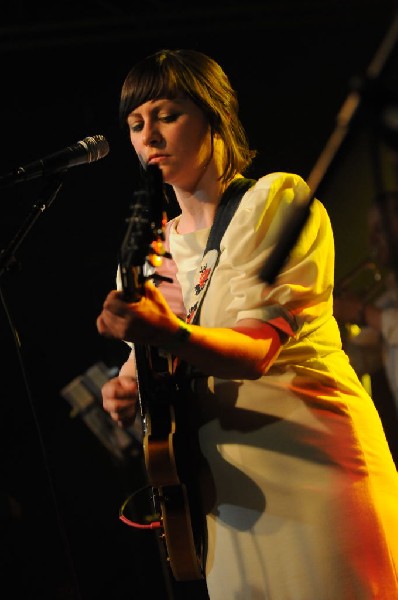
[1,2,398,598]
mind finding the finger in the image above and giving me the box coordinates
[102,378,137,401]
[103,397,136,418]
[117,376,138,393]
[96,314,108,335]
[144,279,164,302]
[102,291,132,316]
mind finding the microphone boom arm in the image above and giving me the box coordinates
[0,174,65,279]
[260,11,398,284]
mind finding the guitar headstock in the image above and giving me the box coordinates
[119,164,169,302]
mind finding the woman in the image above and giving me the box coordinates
[96,49,398,599]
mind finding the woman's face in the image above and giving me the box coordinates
[127,95,214,189]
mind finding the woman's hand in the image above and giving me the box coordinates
[96,281,180,346]
[97,282,283,380]
[102,375,139,427]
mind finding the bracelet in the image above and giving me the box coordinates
[162,319,191,352]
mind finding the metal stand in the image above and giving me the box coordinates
[260,11,398,284]
[0,174,65,279]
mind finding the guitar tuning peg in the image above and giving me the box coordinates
[149,254,163,268]
[151,239,167,256]
[151,273,174,285]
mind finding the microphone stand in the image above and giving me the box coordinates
[0,173,65,279]
[260,10,398,284]
[0,171,83,598]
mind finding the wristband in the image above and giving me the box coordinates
[162,319,191,352]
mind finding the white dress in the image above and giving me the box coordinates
[163,172,398,600]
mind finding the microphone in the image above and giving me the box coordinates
[0,134,110,188]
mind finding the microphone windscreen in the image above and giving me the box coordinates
[79,135,110,163]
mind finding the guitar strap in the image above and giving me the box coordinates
[185,176,256,325]
[170,176,256,584]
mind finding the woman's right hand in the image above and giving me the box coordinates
[101,375,139,427]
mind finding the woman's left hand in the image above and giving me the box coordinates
[96,280,180,346]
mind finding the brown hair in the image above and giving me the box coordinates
[119,49,256,183]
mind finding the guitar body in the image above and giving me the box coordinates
[135,344,204,581]
[119,165,205,582]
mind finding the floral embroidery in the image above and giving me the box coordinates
[194,265,212,295]
[186,302,198,324]
[185,250,218,325]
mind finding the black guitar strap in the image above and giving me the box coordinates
[171,177,256,588]
[185,176,256,325]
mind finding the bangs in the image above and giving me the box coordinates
[119,56,186,125]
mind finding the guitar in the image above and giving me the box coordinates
[118,164,204,582]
